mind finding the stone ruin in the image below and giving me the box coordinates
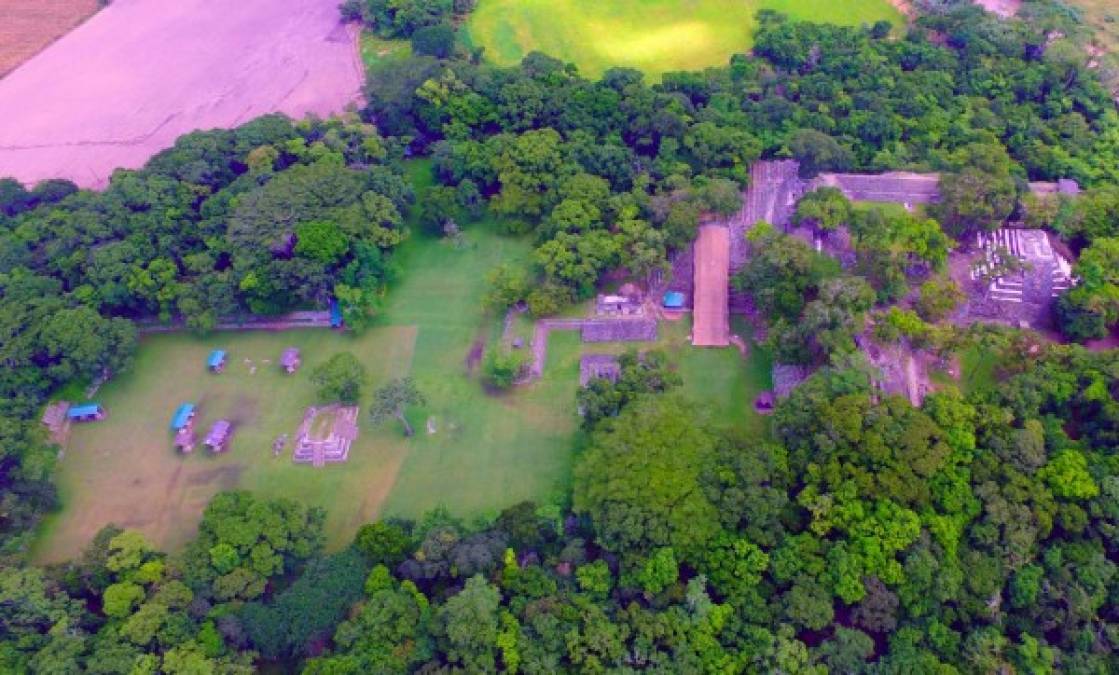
[809,171,941,207]
[856,334,927,407]
[969,228,1075,327]
[579,354,621,386]
[292,404,359,468]
[581,318,658,343]
[772,363,812,400]
[595,283,645,317]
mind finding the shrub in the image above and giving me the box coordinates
[482,349,527,390]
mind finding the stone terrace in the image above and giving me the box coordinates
[581,318,658,343]
[969,227,1075,326]
[809,171,941,205]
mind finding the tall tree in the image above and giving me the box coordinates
[369,378,426,436]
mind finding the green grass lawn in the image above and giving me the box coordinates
[960,345,998,395]
[360,33,412,70]
[464,0,904,79]
[34,326,418,563]
[36,161,773,560]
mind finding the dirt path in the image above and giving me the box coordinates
[693,225,730,347]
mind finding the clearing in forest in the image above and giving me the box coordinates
[35,164,775,562]
[0,0,364,188]
[0,0,99,77]
[33,222,577,562]
[693,225,731,347]
[464,0,904,78]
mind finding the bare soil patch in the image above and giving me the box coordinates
[973,0,1021,17]
[693,225,730,347]
[0,0,99,78]
[466,340,484,374]
[0,0,364,188]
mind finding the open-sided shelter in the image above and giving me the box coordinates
[67,403,105,422]
[207,350,227,372]
[662,291,686,309]
[170,403,195,431]
[171,403,197,453]
[204,420,232,453]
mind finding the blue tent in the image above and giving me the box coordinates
[67,403,104,420]
[207,350,226,370]
[662,291,686,309]
[171,403,195,430]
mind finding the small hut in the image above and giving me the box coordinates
[67,403,106,422]
[754,391,775,414]
[204,420,232,453]
[170,404,195,431]
[171,403,196,453]
[330,300,343,329]
[662,291,686,310]
[207,350,227,373]
[280,347,301,374]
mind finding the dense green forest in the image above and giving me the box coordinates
[2,2,1119,672]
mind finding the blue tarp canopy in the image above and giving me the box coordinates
[207,350,226,368]
[171,403,195,430]
[67,403,102,419]
[662,291,686,309]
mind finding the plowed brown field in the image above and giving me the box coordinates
[0,0,99,77]
[0,0,364,188]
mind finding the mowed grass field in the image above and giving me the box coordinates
[36,163,773,561]
[464,0,904,78]
[0,0,99,77]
